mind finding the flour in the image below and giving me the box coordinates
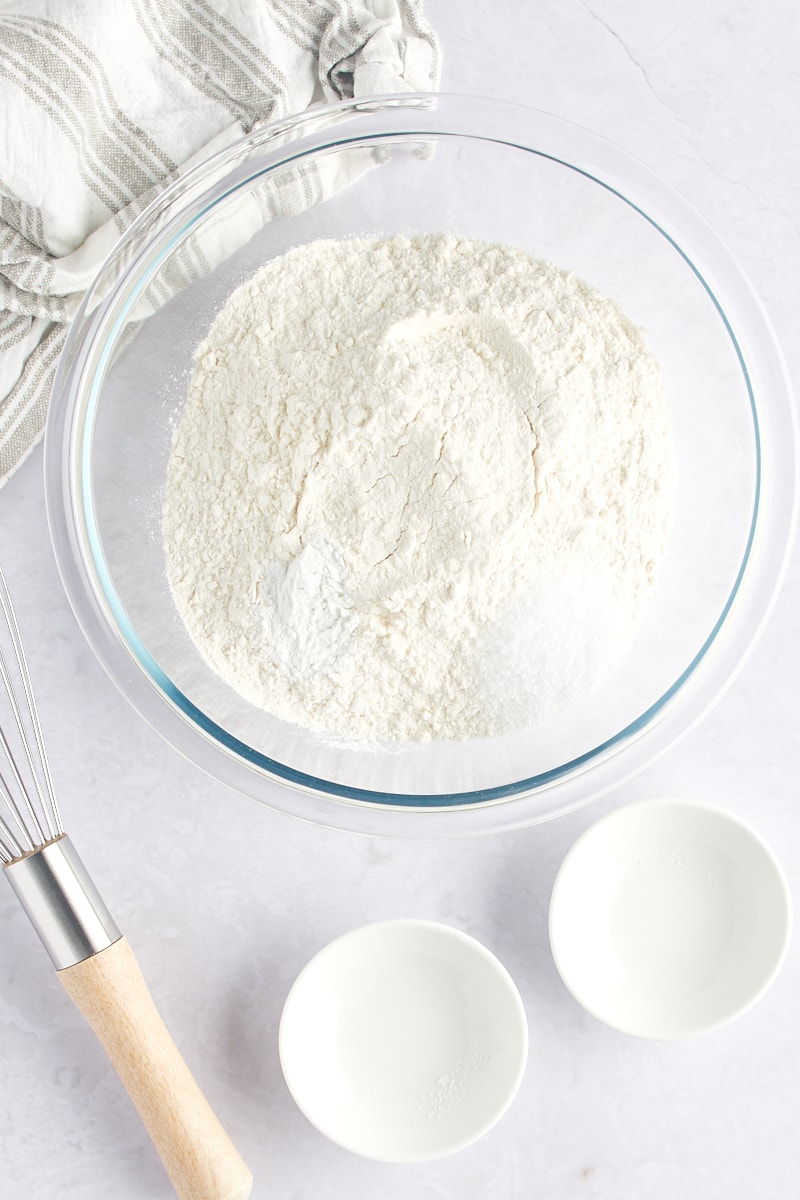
[163,233,675,742]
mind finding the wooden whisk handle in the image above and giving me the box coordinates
[58,936,253,1200]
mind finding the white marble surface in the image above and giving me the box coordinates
[2,1,799,1196]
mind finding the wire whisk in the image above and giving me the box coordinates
[0,569,62,863]
[0,567,252,1200]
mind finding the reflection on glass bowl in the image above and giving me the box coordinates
[45,94,797,836]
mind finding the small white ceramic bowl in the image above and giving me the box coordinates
[548,798,792,1039]
[278,919,528,1162]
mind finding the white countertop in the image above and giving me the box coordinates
[2,1,799,1196]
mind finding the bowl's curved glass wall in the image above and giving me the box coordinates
[47,97,796,833]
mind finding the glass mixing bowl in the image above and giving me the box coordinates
[45,95,797,836]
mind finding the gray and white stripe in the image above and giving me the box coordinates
[134,0,288,129]
[0,16,174,214]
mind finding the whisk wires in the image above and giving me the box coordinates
[0,568,63,865]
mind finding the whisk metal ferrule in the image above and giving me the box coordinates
[4,835,121,971]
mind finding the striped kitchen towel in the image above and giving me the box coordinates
[0,0,440,487]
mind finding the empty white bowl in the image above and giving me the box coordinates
[548,798,792,1038]
[278,919,528,1161]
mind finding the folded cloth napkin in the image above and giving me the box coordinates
[0,0,440,487]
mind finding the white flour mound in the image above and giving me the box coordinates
[163,233,675,742]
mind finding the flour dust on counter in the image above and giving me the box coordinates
[162,233,675,743]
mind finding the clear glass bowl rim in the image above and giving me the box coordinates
[44,93,799,837]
